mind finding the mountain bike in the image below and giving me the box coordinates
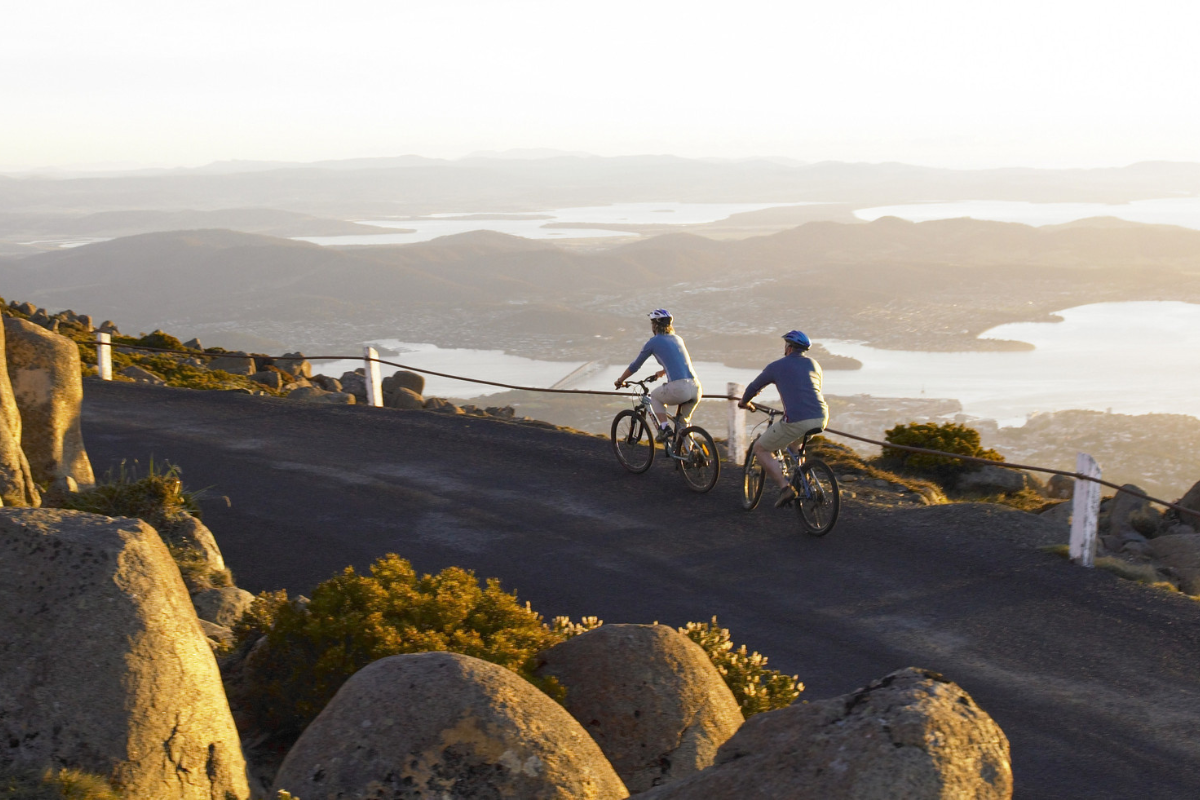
[611,376,720,493]
[740,404,840,535]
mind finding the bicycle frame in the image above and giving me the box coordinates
[624,377,687,462]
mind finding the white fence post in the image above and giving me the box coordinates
[95,331,112,380]
[1069,452,1102,567]
[363,345,383,407]
[727,382,746,463]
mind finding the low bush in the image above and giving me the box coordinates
[679,617,803,716]
[55,460,200,529]
[235,554,563,740]
[883,422,1004,487]
[0,765,122,800]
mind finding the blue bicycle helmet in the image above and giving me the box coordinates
[782,330,811,350]
[648,308,672,320]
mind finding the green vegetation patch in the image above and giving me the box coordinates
[883,422,1004,484]
[679,617,803,716]
[234,554,563,740]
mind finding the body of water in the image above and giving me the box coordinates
[316,302,1200,427]
[298,201,819,245]
[854,196,1200,230]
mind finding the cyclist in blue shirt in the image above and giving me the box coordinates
[739,330,829,507]
[615,309,702,442]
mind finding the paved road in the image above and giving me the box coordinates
[83,380,1200,799]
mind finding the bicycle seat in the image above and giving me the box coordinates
[803,427,823,438]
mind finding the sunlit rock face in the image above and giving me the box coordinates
[3,317,94,487]
[632,667,1012,800]
[0,319,39,507]
[273,651,629,800]
[0,509,249,800]
[535,623,744,793]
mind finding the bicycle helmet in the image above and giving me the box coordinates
[782,330,811,350]
[648,309,672,321]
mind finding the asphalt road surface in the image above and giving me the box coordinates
[83,380,1200,799]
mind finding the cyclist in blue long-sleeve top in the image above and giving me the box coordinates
[739,330,829,507]
[614,309,702,442]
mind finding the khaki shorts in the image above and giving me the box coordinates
[755,416,827,453]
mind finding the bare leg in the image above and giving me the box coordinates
[754,440,788,489]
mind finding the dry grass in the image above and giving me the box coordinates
[812,438,947,504]
[0,766,122,800]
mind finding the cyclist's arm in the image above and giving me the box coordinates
[614,366,634,389]
[738,366,774,408]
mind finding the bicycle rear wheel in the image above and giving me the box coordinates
[611,410,655,473]
[796,458,840,535]
[678,426,720,493]
[741,436,765,510]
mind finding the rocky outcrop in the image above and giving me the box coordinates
[632,667,1011,800]
[164,513,227,572]
[338,370,368,401]
[287,386,355,404]
[383,369,425,396]
[955,465,1030,495]
[274,352,311,378]
[210,353,256,375]
[535,624,743,793]
[0,509,249,800]
[1046,474,1074,499]
[3,317,94,488]
[249,369,283,390]
[273,651,628,800]
[192,586,256,628]
[1147,534,1200,594]
[119,364,165,384]
[0,318,39,507]
[388,386,425,409]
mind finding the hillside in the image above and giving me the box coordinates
[0,208,397,241]
[3,217,1200,361]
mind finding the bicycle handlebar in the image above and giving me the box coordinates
[619,374,661,391]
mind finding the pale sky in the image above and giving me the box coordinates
[3,0,1198,171]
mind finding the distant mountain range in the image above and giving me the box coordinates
[3,155,1198,220]
[3,217,1199,360]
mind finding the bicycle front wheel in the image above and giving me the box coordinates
[678,426,720,493]
[796,458,840,535]
[741,436,765,510]
[611,410,655,473]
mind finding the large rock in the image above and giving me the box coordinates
[0,318,38,507]
[192,586,256,628]
[273,651,628,800]
[1106,484,1149,536]
[274,352,312,378]
[383,369,425,396]
[387,387,425,409]
[1147,533,1200,594]
[164,513,226,572]
[119,364,165,384]
[338,370,368,400]
[1045,474,1074,499]
[209,353,256,375]
[633,667,1011,800]
[287,386,355,404]
[535,624,743,793]
[249,369,283,390]
[955,464,1028,495]
[3,317,94,488]
[0,509,249,799]
[1178,479,1200,522]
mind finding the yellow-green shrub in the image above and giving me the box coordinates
[883,422,1003,486]
[679,617,803,716]
[237,554,563,739]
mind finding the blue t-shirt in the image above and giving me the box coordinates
[742,353,828,423]
[628,334,697,382]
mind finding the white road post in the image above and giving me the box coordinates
[96,331,112,380]
[363,345,383,407]
[1069,452,1102,567]
[727,382,746,464]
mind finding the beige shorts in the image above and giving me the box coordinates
[755,416,827,453]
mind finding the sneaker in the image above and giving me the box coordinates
[655,426,672,443]
[774,485,798,508]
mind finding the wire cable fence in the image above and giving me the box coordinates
[96,337,1199,523]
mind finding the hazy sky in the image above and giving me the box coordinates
[3,0,1197,171]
